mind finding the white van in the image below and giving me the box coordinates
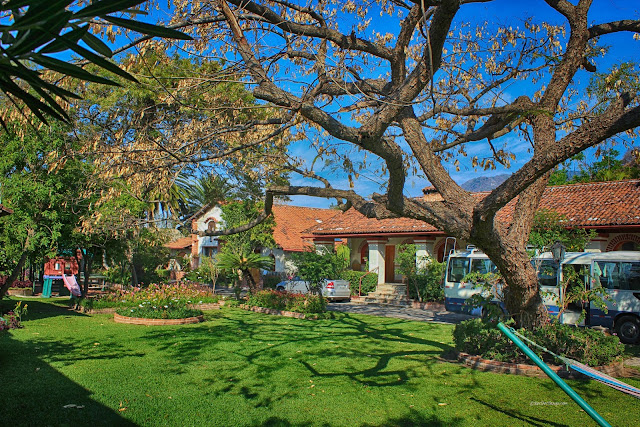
[444,248,640,343]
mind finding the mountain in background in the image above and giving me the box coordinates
[460,174,510,192]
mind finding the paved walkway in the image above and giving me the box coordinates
[327,301,474,324]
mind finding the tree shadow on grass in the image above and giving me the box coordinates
[1,297,88,321]
[469,397,570,427]
[0,333,137,426]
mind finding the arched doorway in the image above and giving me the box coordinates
[606,234,640,252]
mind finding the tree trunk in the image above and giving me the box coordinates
[243,268,257,293]
[83,256,93,296]
[483,243,548,329]
[102,248,109,270]
[0,234,31,298]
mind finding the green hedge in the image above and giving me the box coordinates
[247,289,327,314]
[340,270,378,295]
[453,318,624,367]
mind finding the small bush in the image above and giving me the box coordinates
[407,262,445,302]
[453,318,624,366]
[0,301,28,330]
[247,289,327,314]
[533,322,624,367]
[340,270,378,295]
[453,319,522,362]
[248,289,287,310]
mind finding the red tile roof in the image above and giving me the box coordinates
[520,179,640,227]
[272,205,341,251]
[310,180,640,236]
[164,236,193,250]
[310,206,441,236]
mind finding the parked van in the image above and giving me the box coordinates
[444,248,640,343]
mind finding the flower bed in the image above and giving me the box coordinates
[7,288,32,296]
[77,283,220,311]
[114,313,204,326]
[455,351,628,378]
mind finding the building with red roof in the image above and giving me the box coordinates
[305,180,640,285]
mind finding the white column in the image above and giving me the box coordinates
[414,238,430,271]
[367,239,387,285]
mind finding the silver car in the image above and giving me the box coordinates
[275,278,351,302]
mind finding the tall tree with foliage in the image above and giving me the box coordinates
[0,123,90,297]
[162,0,640,328]
[71,50,291,222]
[218,200,276,256]
[550,148,640,185]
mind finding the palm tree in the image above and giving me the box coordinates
[217,252,274,293]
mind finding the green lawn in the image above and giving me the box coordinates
[1,297,638,426]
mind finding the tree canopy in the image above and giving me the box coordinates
[151,0,640,327]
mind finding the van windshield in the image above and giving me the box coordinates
[470,259,496,275]
[446,257,469,283]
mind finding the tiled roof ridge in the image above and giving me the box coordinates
[438,178,640,196]
[272,203,340,212]
[543,178,639,190]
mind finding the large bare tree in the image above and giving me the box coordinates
[134,0,640,327]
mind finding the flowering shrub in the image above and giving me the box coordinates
[0,277,32,289]
[0,301,28,330]
[247,289,327,314]
[79,283,220,310]
[116,302,202,319]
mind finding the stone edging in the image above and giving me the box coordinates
[114,313,204,326]
[239,304,318,319]
[457,352,627,378]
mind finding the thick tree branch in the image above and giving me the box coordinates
[477,94,640,216]
[589,20,640,38]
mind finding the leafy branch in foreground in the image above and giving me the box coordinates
[0,0,191,127]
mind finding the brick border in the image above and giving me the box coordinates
[113,313,204,326]
[239,304,318,320]
[457,352,627,378]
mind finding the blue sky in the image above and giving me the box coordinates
[276,0,640,208]
[105,1,639,209]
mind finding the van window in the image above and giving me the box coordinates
[470,259,496,275]
[594,261,640,290]
[447,258,470,282]
[535,260,558,287]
